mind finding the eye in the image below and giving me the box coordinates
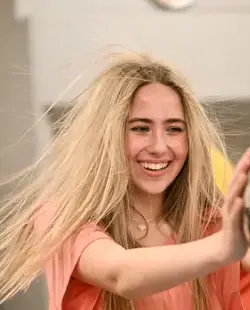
[131,126,150,134]
[167,126,184,134]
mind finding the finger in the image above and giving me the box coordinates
[229,170,249,197]
[243,207,250,241]
[230,197,245,230]
[231,196,244,216]
[244,183,250,208]
[223,197,244,232]
[233,147,250,177]
[225,172,248,211]
[228,151,250,193]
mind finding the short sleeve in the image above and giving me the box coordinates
[45,224,110,310]
[34,204,111,310]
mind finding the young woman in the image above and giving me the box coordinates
[0,52,250,310]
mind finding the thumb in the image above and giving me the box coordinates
[230,197,245,231]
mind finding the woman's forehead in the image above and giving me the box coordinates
[129,83,184,120]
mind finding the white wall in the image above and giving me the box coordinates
[22,0,250,106]
[0,1,34,178]
[17,0,250,155]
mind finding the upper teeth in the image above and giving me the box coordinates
[140,162,168,170]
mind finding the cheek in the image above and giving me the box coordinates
[169,134,188,160]
[126,134,146,160]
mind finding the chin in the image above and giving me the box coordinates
[135,181,170,196]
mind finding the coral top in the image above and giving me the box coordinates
[35,210,250,310]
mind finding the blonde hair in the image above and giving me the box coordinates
[0,52,225,310]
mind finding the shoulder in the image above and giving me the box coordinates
[33,202,112,266]
[33,201,111,239]
[42,218,110,309]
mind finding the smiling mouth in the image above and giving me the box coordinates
[139,162,169,171]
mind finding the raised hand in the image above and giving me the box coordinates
[220,147,250,263]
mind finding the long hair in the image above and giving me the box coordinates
[0,52,226,310]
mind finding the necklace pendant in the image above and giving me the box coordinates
[137,224,147,231]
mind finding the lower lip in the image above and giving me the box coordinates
[139,163,169,177]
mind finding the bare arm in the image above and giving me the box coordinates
[74,149,250,298]
[74,231,228,299]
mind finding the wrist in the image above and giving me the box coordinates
[207,231,233,266]
[213,230,247,266]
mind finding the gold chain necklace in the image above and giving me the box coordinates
[131,217,162,232]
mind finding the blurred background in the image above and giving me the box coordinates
[0,0,250,309]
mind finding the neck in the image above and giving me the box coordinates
[131,189,164,221]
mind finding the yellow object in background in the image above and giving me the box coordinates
[211,147,234,194]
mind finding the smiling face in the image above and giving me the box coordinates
[126,83,189,198]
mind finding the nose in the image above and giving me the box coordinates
[147,131,167,155]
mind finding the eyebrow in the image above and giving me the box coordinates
[128,117,186,125]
